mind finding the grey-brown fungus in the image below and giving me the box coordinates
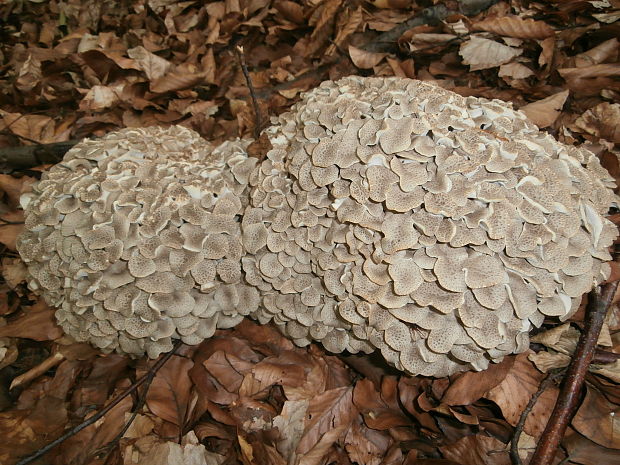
[17,77,619,378]
[246,76,618,377]
[18,126,258,358]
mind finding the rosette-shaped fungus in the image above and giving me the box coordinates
[246,76,618,377]
[17,126,259,358]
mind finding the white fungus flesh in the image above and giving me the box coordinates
[17,77,619,377]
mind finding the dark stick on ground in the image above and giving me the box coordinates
[0,140,80,170]
[362,0,498,53]
[235,45,263,140]
[510,371,562,465]
[15,341,183,465]
[528,280,619,465]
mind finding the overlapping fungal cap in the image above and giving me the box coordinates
[17,126,259,358]
[247,76,618,377]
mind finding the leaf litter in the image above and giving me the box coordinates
[0,0,620,464]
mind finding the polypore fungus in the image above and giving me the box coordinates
[17,77,619,377]
[17,126,259,358]
[246,76,618,376]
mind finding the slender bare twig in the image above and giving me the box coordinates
[235,45,263,140]
[510,371,563,465]
[529,281,619,465]
[15,341,182,465]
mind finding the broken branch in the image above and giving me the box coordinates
[528,281,619,465]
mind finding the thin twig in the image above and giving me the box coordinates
[15,341,183,465]
[95,359,160,461]
[529,281,619,465]
[510,371,563,465]
[235,45,263,140]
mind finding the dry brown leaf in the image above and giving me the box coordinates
[0,174,33,208]
[573,102,620,143]
[573,38,619,68]
[297,386,356,454]
[473,16,555,39]
[298,425,347,465]
[344,422,391,465]
[440,434,511,465]
[1,257,27,288]
[486,353,558,437]
[348,45,387,69]
[530,323,579,354]
[353,378,411,429]
[150,72,207,93]
[1,113,56,144]
[563,427,620,465]
[15,54,42,94]
[127,46,172,81]
[572,386,620,449]
[559,63,620,80]
[519,90,569,128]
[203,350,247,393]
[528,350,571,372]
[147,355,194,428]
[441,356,515,406]
[0,299,63,341]
[0,210,24,251]
[459,36,523,70]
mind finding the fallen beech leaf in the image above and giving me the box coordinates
[1,113,56,144]
[344,422,391,465]
[572,386,620,449]
[498,62,534,79]
[572,38,619,68]
[519,90,569,128]
[485,353,558,437]
[147,355,194,428]
[559,64,620,80]
[0,210,24,251]
[573,102,620,143]
[563,427,620,465]
[0,174,33,207]
[353,378,410,429]
[127,46,172,81]
[348,45,387,69]
[0,299,63,341]
[440,434,511,465]
[590,359,620,383]
[79,85,121,111]
[298,425,347,465]
[273,399,308,461]
[530,323,579,354]
[150,72,207,93]
[528,350,571,372]
[1,257,27,288]
[297,386,356,454]
[460,36,522,70]
[441,356,514,406]
[474,16,554,39]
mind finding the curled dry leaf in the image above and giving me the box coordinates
[459,36,523,70]
[572,386,620,449]
[573,102,620,143]
[348,45,387,69]
[127,46,172,81]
[563,427,620,465]
[519,89,569,128]
[79,85,121,111]
[473,16,555,40]
[498,62,534,79]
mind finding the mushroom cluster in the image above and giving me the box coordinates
[17,77,619,376]
[17,126,259,358]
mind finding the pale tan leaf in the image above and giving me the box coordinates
[559,64,620,80]
[519,90,569,128]
[459,36,523,70]
[79,85,121,111]
[573,38,619,67]
[531,323,579,354]
[127,46,172,81]
[498,62,535,79]
[1,113,56,144]
[572,102,620,143]
[273,400,308,461]
[0,210,24,251]
[528,350,571,372]
[474,16,555,39]
[348,45,387,69]
[590,360,620,383]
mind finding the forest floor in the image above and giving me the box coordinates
[0,1,619,464]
